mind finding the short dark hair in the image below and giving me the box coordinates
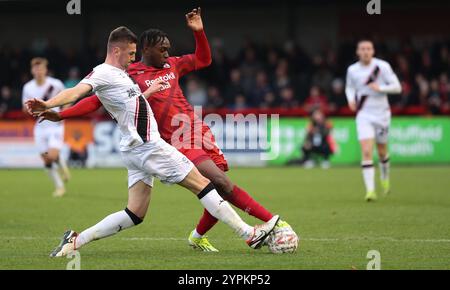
[139,29,168,49]
[108,26,137,49]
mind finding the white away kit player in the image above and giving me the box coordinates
[345,40,401,201]
[22,57,70,197]
[26,26,279,257]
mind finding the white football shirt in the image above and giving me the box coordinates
[81,63,160,151]
[22,76,65,129]
[345,57,401,117]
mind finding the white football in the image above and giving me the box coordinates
[267,226,299,254]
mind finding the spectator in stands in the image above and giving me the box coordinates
[64,67,81,88]
[0,86,13,118]
[328,78,346,113]
[0,86,22,118]
[259,91,278,109]
[304,85,329,113]
[206,85,224,109]
[225,68,245,106]
[250,70,273,106]
[311,54,333,95]
[229,94,248,110]
[186,77,207,107]
[279,86,299,108]
[273,59,291,92]
[439,73,450,112]
[428,79,442,115]
[239,47,262,94]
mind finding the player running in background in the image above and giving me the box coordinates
[37,7,292,252]
[27,26,280,257]
[22,57,70,197]
[345,40,402,201]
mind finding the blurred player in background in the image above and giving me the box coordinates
[345,40,402,201]
[37,7,291,252]
[22,57,70,197]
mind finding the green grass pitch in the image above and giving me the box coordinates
[0,166,449,269]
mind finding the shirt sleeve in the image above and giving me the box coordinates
[345,68,356,104]
[175,30,212,77]
[21,85,31,106]
[379,62,402,94]
[80,69,109,92]
[60,95,102,119]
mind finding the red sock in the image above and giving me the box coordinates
[195,185,274,235]
[227,185,273,222]
[195,209,218,236]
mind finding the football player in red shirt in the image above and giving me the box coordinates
[38,8,292,251]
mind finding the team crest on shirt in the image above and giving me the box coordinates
[126,87,140,98]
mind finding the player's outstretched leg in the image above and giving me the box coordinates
[179,167,279,249]
[50,181,151,257]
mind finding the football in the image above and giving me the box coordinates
[267,226,299,254]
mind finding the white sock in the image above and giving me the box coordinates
[198,184,253,240]
[46,163,64,189]
[75,209,138,249]
[192,229,203,239]
[57,157,69,172]
[379,156,390,181]
[361,160,375,192]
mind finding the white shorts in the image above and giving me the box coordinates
[121,138,194,188]
[34,124,65,154]
[356,113,390,144]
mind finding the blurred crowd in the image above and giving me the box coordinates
[1,36,450,118]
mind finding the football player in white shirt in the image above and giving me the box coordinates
[26,26,279,257]
[22,58,70,197]
[345,40,402,201]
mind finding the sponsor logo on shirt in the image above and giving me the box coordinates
[144,72,175,91]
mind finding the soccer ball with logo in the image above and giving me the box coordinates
[266,225,299,254]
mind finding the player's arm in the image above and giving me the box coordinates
[37,95,103,123]
[21,86,30,113]
[177,7,212,76]
[187,7,212,68]
[26,83,92,115]
[368,63,402,94]
[142,80,168,98]
[345,68,357,112]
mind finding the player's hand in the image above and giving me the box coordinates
[25,98,48,115]
[348,101,356,112]
[186,7,203,32]
[368,82,381,92]
[143,80,168,97]
[37,110,62,123]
